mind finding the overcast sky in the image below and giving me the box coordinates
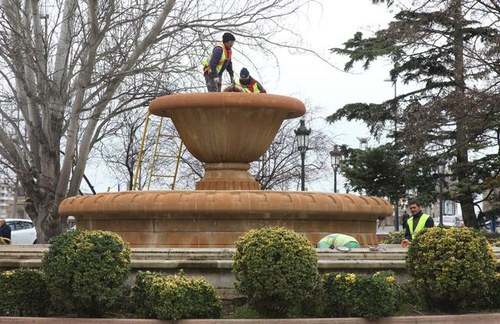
[254,0,398,148]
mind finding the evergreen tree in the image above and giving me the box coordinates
[328,0,500,227]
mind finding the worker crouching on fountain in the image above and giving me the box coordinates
[236,68,267,93]
[317,233,360,250]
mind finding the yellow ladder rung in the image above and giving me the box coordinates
[154,153,179,159]
[133,112,184,191]
[151,174,176,178]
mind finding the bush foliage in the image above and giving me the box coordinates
[0,269,49,316]
[406,227,496,312]
[132,270,222,320]
[233,226,320,317]
[322,271,399,319]
[382,231,405,244]
[42,230,131,317]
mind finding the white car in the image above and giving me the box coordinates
[434,215,464,227]
[4,218,37,245]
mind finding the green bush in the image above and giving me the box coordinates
[406,227,496,312]
[232,226,320,317]
[132,271,222,320]
[479,231,500,247]
[42,230,131,317]
[382,231,405,244]
[322,271,399,319]
[0,269,49,316]
[488,272,500,307]
[322,272,357,317]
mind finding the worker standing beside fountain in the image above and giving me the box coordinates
[401,199,434,247]
[202,33,235,92]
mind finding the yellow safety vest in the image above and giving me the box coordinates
[236,79,260,93]
[407,213,430,239]
[202,42,232,74]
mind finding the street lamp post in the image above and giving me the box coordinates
[330,145,341,193]
[437,158,447,226]
[294,118,311,191]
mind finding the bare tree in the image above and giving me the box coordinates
[100,101,334,192]
[0,0,317,242]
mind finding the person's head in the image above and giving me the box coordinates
[408,199,422,216]
[0,219,5,227]
[240,68,250,80]
[222,32,235,49]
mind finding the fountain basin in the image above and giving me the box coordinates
[149,92,305,163]
[58,191,392,247]
[149,92,305,190]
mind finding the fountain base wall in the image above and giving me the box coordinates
[59,191,393,247]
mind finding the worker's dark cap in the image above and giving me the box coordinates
[222,32,235,43]
[240,68,249,78]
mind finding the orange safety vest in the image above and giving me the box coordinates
[202,42,232,74]
[407,213,430,239]
[237,79,260,93]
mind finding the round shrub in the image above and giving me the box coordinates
[132,271,222,320]
[382,231,405,244]
[406,227,496,312]
[232,226,320,317]
[42,230,131,317]
[322,271,398,319]
[0,269,49,316]
[322,272,357,317]
[351,271,399,318]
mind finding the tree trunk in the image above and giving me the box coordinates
[451,0,476,227]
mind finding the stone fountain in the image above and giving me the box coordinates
[59,92,392,247]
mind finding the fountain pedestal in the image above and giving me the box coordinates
[195,163,259,190]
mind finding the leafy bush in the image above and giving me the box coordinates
[0,269,49,316]
[42,230,131,317]
[406,227,496,312]
[322,271,399,319]
[232,226,320,317]
[132,270,222,320]
[382,231,405,244]
[322,272,357,317]
[487,272,500,308]
[479,231,500,247]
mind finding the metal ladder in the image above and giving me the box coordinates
[132,111,184,190]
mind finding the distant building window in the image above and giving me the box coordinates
[444,200,456,215]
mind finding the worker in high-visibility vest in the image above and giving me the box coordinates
[0,219,11,245]
[201,33,235,92]
[236,68,267,93]
[401,199,434,247]
[317,233,360,249]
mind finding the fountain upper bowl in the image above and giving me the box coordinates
[149,92,306,163]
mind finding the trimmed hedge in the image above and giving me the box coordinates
[322,271,399,319]
[42,230,131,317]
[0,269,49,316]
[406,227,496,312]
[233,226,320,317]
[132,270,222,320]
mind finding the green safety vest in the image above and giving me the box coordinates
[318,234,358,248]
[202,42,232,74]
[407,213,430,239]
